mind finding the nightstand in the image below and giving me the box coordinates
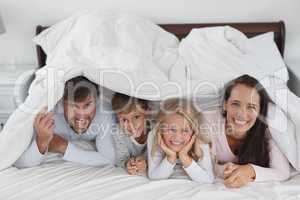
[0,66,34,129]
[287,59,300,97]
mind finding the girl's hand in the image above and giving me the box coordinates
[157,133,177,164]
[126,158,138,175]
[178,135,196,167]
[224,164,256,188]
[135,156,147,173]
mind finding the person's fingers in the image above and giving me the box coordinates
[225,169,240,185]
[40,112,54,126]
[224,175,238,188]
[157,133,162,146]
[186,135,196,148]
[128,166,138,175]
[136,162,145,169]
[190,134,196,143]
[223,163,237,178]
[45,118,55,129]
[35,107,48,122]
[34,109,46,126]
[129,158,136,166]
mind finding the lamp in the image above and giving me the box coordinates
[0,12,6,34]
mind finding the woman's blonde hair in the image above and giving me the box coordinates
[152,98,209,161]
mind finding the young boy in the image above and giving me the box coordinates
[111,93,150,175]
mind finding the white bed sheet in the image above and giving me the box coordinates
[1,161,300,200]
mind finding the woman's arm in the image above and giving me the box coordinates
[251,139,290,182]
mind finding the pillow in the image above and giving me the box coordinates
[249,32,288,83]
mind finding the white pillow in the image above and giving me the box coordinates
[249,32,288,82]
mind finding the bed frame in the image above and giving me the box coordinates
[36,21,285,68]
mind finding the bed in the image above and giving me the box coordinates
[5,20,300,200]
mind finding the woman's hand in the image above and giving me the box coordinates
[178,135,196,168]
[223,163,256,188]
[157,133,177,164]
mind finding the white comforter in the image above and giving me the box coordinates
[1,161,300,200]
[0,10,299,173]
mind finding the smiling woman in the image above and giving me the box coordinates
[204,74,290,188]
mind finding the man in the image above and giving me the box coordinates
[14,76,116,168]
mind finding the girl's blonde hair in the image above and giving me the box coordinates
[152,98,209,161]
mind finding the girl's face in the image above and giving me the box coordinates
[160,113,193,152]
[224,84,261,140]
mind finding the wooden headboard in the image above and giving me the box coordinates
[36,21,285,68]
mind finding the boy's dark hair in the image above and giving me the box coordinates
[111,93,148,114]
[63,76,99,102]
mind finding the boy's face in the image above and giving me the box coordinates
[63,95,97,134]
[117,107,147,138]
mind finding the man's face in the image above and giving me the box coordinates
[63,95,97,134]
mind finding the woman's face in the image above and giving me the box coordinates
[224,84,261,140]
[160,113,193,152]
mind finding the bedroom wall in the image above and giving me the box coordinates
[0,0,299,69]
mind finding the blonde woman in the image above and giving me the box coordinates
[147,98,214,183]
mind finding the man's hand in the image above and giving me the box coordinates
[48,134,68,154]
[34,108,54,154]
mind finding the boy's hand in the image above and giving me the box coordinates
[126,156,147,175]
[126,157,138,175]
[135,156,147,173]
[34,108,54,154]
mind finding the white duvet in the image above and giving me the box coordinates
[0,10,299,176]
[0,161,300,200]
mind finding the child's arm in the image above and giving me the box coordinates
[182,144,214,184]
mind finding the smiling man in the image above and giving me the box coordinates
[14,76,116,168]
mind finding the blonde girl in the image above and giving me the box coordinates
[147,98,214,183]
